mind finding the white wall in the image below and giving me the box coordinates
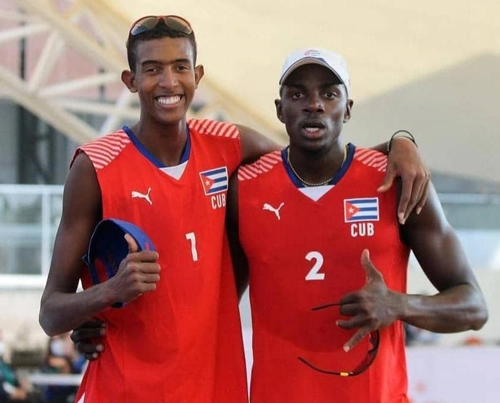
[0,288,46,357]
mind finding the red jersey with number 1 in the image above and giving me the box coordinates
[73,119,247,403]
[238,145,410,403]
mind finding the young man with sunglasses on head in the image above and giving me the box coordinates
[226,48,488,403]
[40,16,429,403]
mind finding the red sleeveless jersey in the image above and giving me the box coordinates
[238,146,410,403]
[73,119,248,403]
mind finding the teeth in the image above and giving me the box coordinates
[157,96,181,105]
[304,127,320,132]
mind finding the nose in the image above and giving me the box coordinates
[304,92,325,113]
[159,67,178,88]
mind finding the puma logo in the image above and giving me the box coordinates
[263,202,284,220]
[131,188,152,205]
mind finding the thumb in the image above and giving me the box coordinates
[360,249,380,282]
[124,233,139,254]
[377,164,396,193]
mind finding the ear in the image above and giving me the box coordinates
[275,99,285,123]
[194,65,205,88]
[343,99,354,123]
[121,70,137,93]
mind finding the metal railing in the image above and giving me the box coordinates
[0,184,63,287]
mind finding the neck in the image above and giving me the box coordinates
[131,119,188,166]
[287,145,347,187]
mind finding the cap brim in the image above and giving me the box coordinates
[83,218,156,285]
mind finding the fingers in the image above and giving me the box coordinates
[84,352,102,361]
[329,252,392,353]
[414,175,430,215]
[376,164,396,194]
[378,165,420,224]
[382,135,431,223]
[124,233,139,253]
[100,235,160,307]
[398,168,432,223]
[117,268,160,296]
[396,173,415,224]
[70,320,106,342]
[123,232,160,266]
[71,320,106,360]
[334,251,384,347]
[111,254,161,303]
[343,327,371,352]
[124,259,161,275]
[117,235,160,280]
[77,342,105,360]
[336,304,373,352]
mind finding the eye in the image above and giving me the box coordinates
[324,91,338,99]
[175,64,191,72]
[144,66,160,74]
[291,92,304,100]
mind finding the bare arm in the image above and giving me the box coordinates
[236,125,281,165]
[398,184,488,332]
[338,183,487,351]
[39,153,160,336]
[226,174,249,300]
[39,153,107,336]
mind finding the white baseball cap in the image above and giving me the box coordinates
[279,48,351,98]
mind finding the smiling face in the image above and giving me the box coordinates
[275,64,352,153]
[122,36,204,128]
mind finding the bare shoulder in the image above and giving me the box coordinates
[43,153,102,293]
[64,153,102,217]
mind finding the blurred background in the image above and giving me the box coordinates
[0,0,499,401]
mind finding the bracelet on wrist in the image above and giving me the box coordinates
[387,130,417,153]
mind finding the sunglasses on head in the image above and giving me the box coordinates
[297,301,380,377]
[128,15,193,38]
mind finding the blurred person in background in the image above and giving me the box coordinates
[0,332,39,403]
[38,334,83,403]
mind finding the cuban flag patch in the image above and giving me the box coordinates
[199,166,228,195]
[344,198,379,222]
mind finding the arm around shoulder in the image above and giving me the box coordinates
[236,125,281,165]
[377,135,430,224]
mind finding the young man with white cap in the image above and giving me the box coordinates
[226,47,488,403]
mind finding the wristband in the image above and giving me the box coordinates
[387,130,417,153]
